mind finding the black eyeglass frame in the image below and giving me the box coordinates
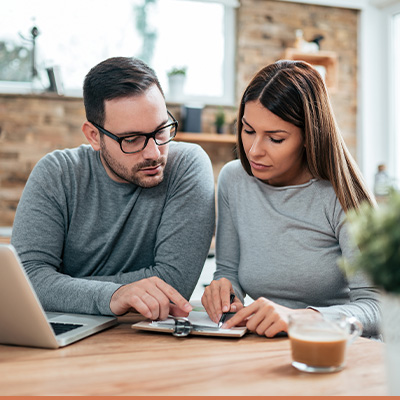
[89,110,178,154]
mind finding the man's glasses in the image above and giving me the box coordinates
[89,111,178,154]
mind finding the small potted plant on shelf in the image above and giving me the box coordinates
[342,189,400,395]
[215,107,225,134]
[167,66,187,101]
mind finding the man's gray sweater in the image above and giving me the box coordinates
[11,142,215,315]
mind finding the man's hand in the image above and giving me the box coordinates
[110,276,192,320]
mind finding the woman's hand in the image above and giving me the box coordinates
[201,278,244,323]
[222,297,316,337]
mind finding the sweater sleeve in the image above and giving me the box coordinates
[309,201,381,338]
[213,163,246,302]
[11,154,121,316]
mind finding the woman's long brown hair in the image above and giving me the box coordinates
[236,60,375,212]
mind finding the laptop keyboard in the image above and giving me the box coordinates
[50,322,83,335]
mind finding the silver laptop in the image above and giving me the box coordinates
[0,244,117,349]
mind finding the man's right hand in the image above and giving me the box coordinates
[201,278,243,323]
[110,276,192,320]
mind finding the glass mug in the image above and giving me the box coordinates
[288,312,363,373]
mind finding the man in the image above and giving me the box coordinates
[11,57,215,320]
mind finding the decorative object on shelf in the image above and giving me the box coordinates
[181,105,202,133]
[167,66,187,101]
[293,29,305,50]
[374,164,391,198]
[311,34,325,50]
[215,107,226,134]
[283,48,338,92]
[293,29,318,53]
[341,190,400,395]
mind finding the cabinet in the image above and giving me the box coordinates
[283,48,338,92]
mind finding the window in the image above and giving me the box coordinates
[0,0,237,105]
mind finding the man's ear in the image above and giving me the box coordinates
[82,121,101,151]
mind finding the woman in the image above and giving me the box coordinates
[201,60,380,338]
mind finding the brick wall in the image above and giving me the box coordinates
[0,94,88,225]
[237,0,358,152]
[0,1,359,226]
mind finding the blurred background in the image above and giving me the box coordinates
[0,0,399,228]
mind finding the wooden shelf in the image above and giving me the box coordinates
[175,132,236,145]
[283,48,338,91]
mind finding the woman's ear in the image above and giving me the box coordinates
[82,121,101,151]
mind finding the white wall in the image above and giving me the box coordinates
[358,4,388,190]
[385,2,400,187]
[359,1,400,189]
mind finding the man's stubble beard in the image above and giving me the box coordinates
[99,139,167,188]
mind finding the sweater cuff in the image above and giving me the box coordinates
[96,283,123,316]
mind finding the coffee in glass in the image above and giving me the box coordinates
[288,312,362,373]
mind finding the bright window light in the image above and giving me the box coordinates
[0,0,236,105]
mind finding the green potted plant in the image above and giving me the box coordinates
[342,189,400,395]
[167,66,187,77]
[167,66,187,101]
[215,107,225,134]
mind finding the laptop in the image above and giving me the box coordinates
[0,244,117,349]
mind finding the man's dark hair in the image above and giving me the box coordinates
[83,57,164,126]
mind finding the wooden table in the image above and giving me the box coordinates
[0,314,388,396]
